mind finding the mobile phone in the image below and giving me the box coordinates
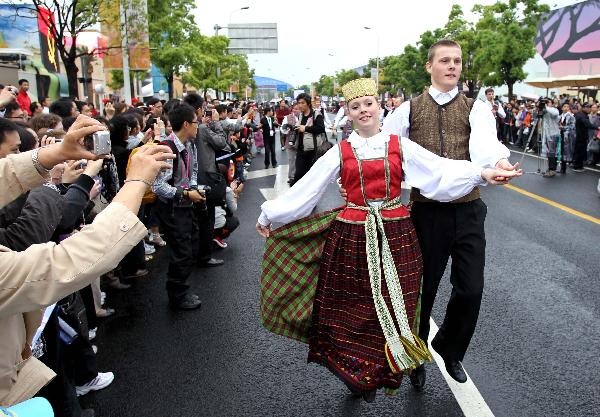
[205,110,212,117]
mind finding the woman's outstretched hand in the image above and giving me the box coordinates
[256,222,271,238]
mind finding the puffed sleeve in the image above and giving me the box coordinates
[401,137,486,202]
[258,145,340,226]
[469,100,510,168]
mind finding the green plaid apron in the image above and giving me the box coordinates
[260,207,342,343]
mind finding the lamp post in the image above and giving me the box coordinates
[364,26,380,95]
[229,6,249,23]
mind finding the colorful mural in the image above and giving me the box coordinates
[535,0,600,77]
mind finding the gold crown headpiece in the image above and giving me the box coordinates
[341,78,377,103]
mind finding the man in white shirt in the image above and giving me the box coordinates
[332,98,346,130]
[483,87,506,119]
[383,39,518,388]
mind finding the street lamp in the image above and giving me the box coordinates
[229,6,249,23]
[364,26,380,94]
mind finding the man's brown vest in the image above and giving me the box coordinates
[408,92,480,203]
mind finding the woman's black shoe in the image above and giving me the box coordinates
[409,364,426,391]
[362,389,377,403]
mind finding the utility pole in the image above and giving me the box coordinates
[120,0,132,104]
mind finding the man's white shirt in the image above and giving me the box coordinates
[382,86,509,169]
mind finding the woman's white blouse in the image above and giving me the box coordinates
[258,131,486,226]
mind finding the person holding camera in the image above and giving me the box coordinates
[537,99,561,178]
[0,115,175,406]
[152,103,204,311]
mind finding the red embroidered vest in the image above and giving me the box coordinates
[337,134,410,223]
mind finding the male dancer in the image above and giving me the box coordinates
[383,39,518,387]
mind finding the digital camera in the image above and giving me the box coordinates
[84,131,111,155]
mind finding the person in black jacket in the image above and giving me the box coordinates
[261,107,279,168]
[573,103,598,171]
[292,93,326,185]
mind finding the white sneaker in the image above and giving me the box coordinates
[76,372,114,396]
[149,232,167,247]
[144,242,156,255]
[88,327,97,341]
[91,345,98,354]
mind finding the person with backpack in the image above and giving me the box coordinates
[291,93,326,185]
[151,103,204,311]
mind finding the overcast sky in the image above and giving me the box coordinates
[193,0,580,87]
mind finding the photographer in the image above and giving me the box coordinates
[537,98,561,177]
[0,115,174,406]
[152,103,204,311]
[183,93,228,268]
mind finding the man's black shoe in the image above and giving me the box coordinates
[444,359,467,383]
[409,364,426,391]
[431,337,467,383]
[199,258,224,267]
[169,294,202,310]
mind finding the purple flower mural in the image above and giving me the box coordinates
[535,0,600,76]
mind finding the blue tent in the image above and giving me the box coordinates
[253,76,293,92]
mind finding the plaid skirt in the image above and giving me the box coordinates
[307,218,423,392]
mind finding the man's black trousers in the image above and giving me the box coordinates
[264,135,277,167]
[293,150,316,184]
[155,201,198,300]
[410,199,487,361]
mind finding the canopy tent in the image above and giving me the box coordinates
[525,74,600,88]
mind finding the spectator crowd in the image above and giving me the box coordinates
[0,81,276,417]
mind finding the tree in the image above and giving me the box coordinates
[315,75,335,97]
[107,69,124,91]
[335,69,361,87]
[473,0,549,99]
[182,35,253,100]
[8,0,147,97]
[148,0,199,98]
[438,4,483,98]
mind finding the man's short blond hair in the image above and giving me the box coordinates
[427,39,461,62]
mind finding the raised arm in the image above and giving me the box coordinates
[401,137,521,202]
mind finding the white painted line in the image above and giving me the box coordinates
[510,149,600,173]
[259,165,290,200]
[246,166,281,180]
[429,318,495,417]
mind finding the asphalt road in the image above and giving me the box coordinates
[87,141,600,417]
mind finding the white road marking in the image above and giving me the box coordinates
[429,319,495,417]
[511,149,600,173]
[250,163,497,416]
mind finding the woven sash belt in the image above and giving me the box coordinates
[348,197,432,373]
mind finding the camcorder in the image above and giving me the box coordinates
[84,131,111,155]
[537,98,548,112]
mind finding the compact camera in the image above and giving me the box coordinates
[84,131,111,155]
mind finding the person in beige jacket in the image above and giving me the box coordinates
[0,115,175,406]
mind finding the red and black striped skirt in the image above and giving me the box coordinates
[307,217,423,392]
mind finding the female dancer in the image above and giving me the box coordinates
[256,78,521,402]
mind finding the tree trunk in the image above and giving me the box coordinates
[507,82,514,101]
[64,59,79,98]
[167,73,174,99]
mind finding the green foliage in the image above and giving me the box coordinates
[315,75,335,97]
[335,69,361,88]
[108,69,124,91]
[309,0,547,100]
[182,35,254,98]
[472,0,549,98]
[147,0,199,96]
